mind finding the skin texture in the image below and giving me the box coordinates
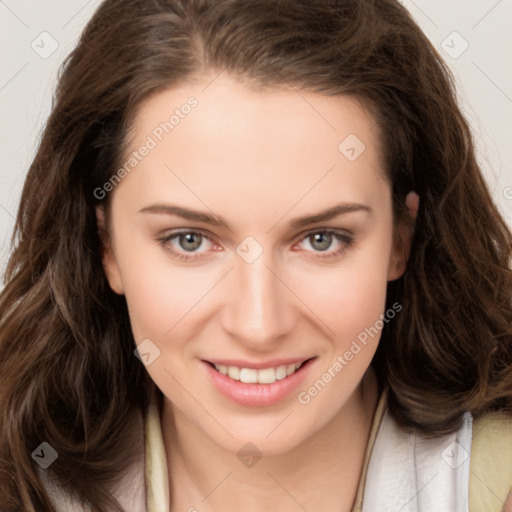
[98,72,415,512]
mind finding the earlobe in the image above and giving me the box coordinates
[388,191,420,281]
[95,206,124,295]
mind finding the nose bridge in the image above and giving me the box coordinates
[221,244,294,345]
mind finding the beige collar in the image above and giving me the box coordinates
[145,388,170,511]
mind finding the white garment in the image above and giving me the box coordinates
[362,407,473,512]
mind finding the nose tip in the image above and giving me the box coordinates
[219,255,295,348]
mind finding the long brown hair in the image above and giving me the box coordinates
[1,0,511,510]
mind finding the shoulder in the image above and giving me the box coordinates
[362,391,473,511]
[469,410,512,511]
[362,392,512,511]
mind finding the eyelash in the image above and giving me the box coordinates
[157,229,354,263]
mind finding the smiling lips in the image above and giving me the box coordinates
[204,357,315,406]
[212,361,304,384]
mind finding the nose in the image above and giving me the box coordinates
[219,248,297,350]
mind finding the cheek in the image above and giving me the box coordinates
[293,228,393,347]
[112,236,215,344]
[115,248,217,406]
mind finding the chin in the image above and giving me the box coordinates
[206,412,319,458]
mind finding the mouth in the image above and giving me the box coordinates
[202,357,317,407]
[205,359,312,384]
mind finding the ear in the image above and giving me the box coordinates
[96,206,124,295]
[388,191,419,281]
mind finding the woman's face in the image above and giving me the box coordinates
[99,73,410,455]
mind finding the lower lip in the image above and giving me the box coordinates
[203,359,315,407]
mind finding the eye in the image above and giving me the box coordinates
[157,230,217,260]
[295,230,353,259]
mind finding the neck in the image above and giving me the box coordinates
[162,368,379,512]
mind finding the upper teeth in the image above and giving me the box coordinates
[214,362,303,384]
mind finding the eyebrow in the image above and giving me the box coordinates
[138,202,373,229]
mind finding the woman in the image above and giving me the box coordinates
[1,0,511,511]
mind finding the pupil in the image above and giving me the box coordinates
[311,233,331,251]
[180,233,202,251]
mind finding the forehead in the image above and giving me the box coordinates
[114,73,389,219]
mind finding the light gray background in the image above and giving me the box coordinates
[1,0,511,282]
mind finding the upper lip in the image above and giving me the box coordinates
[204,357,315,369]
